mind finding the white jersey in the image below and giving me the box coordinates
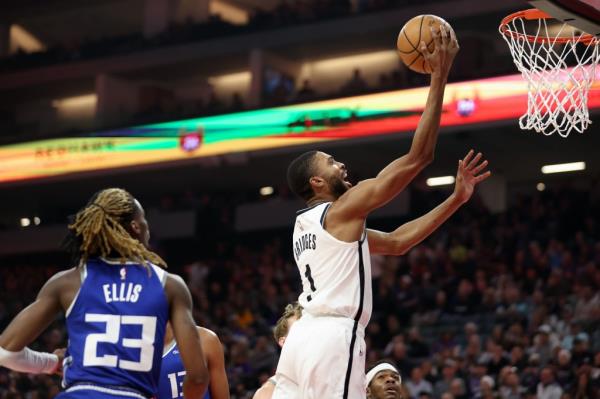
[292,202,372,327]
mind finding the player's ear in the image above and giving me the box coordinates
[129,220,142,237]
[366,386,372,398]
[309,176,325,190]
[278,336,286,348]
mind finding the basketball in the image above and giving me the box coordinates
[397,14,454,74]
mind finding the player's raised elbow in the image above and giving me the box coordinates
[407,150,434,170]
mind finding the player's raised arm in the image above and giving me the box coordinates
[332,26,459,220]
[368,150,490,255]
[166,274,209,399]
[0,269,75,374]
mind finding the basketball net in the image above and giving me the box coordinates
[500,10,600,137]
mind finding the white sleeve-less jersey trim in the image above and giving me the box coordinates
[292,202,372,327]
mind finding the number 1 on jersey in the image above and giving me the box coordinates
[304,264,317,301]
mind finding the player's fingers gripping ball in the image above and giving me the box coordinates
[397,14,457,74]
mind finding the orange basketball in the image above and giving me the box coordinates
[397,14,454,74]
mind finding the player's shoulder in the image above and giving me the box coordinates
[198,327,219,341]
[45,267,80,288]
[252,380,275,399]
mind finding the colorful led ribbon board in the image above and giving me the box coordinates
[1,71,599,184]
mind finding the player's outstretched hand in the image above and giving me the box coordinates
[420,23,459,79]
[52,348,66,376]
[453,149,491,204]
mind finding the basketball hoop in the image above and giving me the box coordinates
[499,9,600,137]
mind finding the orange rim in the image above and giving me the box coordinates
[499,8,597,45]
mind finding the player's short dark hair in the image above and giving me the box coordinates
[287,151,318,200]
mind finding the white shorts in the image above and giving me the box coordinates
[272,313,366,399]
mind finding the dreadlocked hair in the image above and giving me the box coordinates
[63,188,166,269]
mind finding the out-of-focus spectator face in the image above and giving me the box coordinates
[410,367,423,381]
[480,375,494,391]
[466,335,481,357]
[436,290,447,307]
[457,279,473,298]
[470,363,487,378]
[464,322,477,336]
[421,360,432,376]
[540,368,554,385]
[537,331,549,345]
[510,346,524,363]
[449,378,465,396]
[492,343,504,359]
[579,283,593,300]
[506,371,519,387]
[442,363,456,380]
[408,327,420,341]
[393,342,407,359]
[506,284,521,303]
[441,393,454,399]
[558,350,571,367]
[387,315,400,332]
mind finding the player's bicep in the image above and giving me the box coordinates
[0,274,63,350]
[367,229,399,256]
[335,159,422,219]
[166,275,208,383]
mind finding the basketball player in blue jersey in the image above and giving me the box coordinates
[158,323,229,399]
[0,188,209,399]
[274,27,490,399]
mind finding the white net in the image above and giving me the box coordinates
[500,14,600,137]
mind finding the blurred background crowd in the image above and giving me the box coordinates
[1,186,598,398]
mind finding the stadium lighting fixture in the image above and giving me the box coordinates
[260,186,274,196]
[33,217,41,225]
[536,182,546,191]
[541,162,585,174]
[426,176,455,187]
[20,218,31,227]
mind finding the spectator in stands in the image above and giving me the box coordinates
[498,367,523,399]
[295,79,316,103]
[447,378,467,399]
[531,325,556,366]
[406,366,433,399]
[340,68,368,95]
[407,327,430,358]
[480,375,496,399]
[433,360,458,399]
[536,367,563,399]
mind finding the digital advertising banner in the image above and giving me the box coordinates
[1,71,599,184]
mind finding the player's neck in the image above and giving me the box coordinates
[306,195,335,208]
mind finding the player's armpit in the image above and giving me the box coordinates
[166,274,209,399]
[0,270,67,351]
[198,327,230,399]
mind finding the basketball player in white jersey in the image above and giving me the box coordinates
[253,303,302,399]
[273,27,490,399]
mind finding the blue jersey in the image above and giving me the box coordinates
[61,258,169,398]
[158,342,211,399]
